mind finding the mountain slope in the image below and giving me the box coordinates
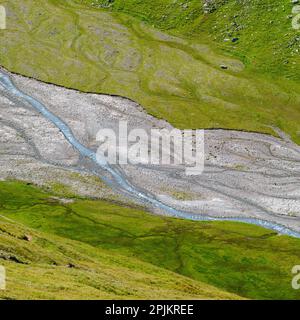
[0,211,239,300]
[0,0,299,142]
[1,181,300,300]
[79,0,300,81]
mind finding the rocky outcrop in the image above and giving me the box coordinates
[203,0,228,13]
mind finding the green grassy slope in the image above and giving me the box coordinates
[1,181,300,300]
[79,0,300,81]
[0,0,299,142]
[0,217,240,300]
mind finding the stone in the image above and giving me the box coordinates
[23,234,33,242]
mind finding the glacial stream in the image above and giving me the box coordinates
[1,70,300,238]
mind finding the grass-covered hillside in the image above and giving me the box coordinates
[0,0,299,142]
[1,181,300,300]
[0,208,237,300]
[79,0,300,81]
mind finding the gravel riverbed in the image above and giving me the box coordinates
[1,69,300,233]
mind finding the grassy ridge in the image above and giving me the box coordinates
[0,0,299,142]
[1,181,300,300]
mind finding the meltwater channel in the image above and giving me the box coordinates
[1,70,300,238]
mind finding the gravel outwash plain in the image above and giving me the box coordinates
[0,70,300,234]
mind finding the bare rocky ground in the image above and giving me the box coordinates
[1,69,300,232]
